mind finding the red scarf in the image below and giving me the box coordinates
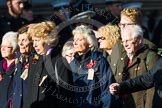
[2,60,14,72]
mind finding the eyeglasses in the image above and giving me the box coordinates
[1,45,13,49]
[118,23,136,28]
[65,52,74,58]
[97,37,106,41]
[121,38,136,44]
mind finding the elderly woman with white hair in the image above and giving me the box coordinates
[62,41,75,63]
[70,25,117,108]
[0,31,19,108]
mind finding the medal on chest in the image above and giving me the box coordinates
[135,66,141,71]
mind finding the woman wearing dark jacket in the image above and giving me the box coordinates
[24,21,73,108]
[0,31,18,108]
[70,25,117,108]
[11,25,34,108]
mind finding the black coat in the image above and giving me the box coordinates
[23,48,73,108]
[0,59,15,108]
[119,58,162,108]
[50,15,73,51]
[153,19,162,47]
[0,13,28,42]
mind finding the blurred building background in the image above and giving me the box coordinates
[0,0,162,20]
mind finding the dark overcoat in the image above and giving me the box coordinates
[23,48,73,108]
[11,53,29,108]
[0,59,15,108]
[70,50,117,108]
[0,13,28,42]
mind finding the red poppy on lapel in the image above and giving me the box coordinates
[0,74,2,81]
[32,54,39,64]
[86,60,97,69]
[25,63,29,69]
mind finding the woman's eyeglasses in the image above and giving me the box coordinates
[97,37,106,41]
[0,45,13,49]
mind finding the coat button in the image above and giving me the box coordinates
[118,73,121,75]
[121,58,123,60]
[7,22,11,25]
[113,64,116,66]
[22,21,25,24]
[20,94,22,96]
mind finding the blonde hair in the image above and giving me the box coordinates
[98,23,121,47]
[27,21,58,47]
[27,21,55,38]
[121,8,142,24]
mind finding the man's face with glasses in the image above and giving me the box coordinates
[119,15,136,29]
[121,32,141,55]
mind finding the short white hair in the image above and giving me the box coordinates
[121,24,144,44]
[62,41,73,57]
[72,25,98,49]
[2,31,19,53]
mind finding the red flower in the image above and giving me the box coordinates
[32,59,37,63]
[0,74,2,82]
[32,54,39,64]
[86,60,97,69]
[25,63,29,69]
